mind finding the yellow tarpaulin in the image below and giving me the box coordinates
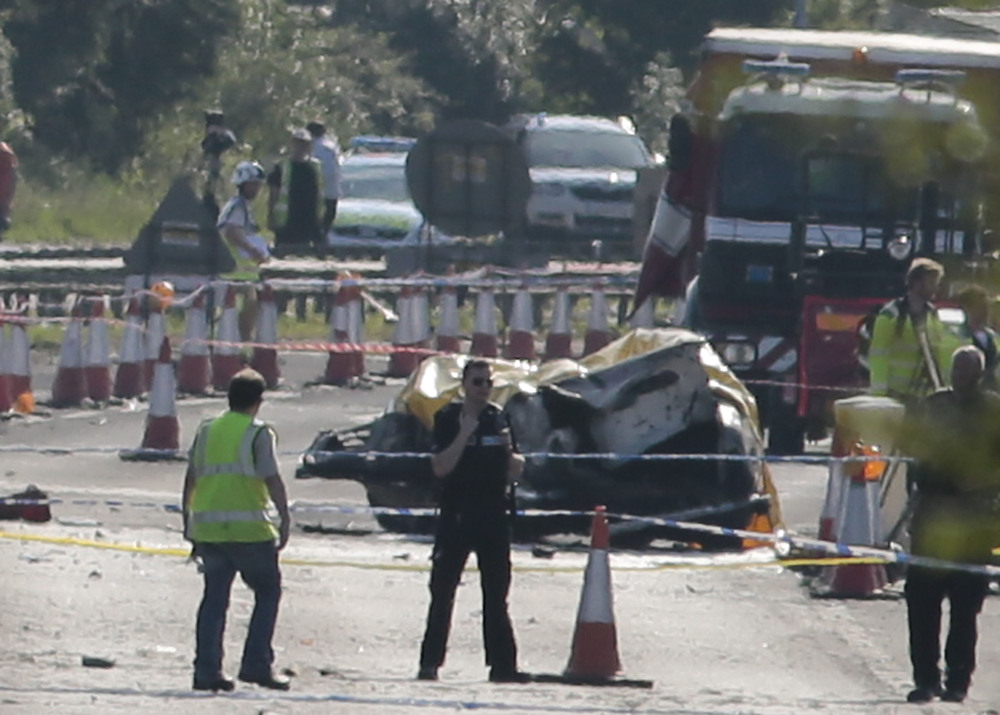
[395,327,782,529]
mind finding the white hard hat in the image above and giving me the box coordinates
[232,160,265,186]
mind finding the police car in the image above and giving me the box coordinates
[326,151,453,256]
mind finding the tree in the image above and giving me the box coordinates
[2,0,240,173]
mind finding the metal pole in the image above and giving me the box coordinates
[794,0,808,28]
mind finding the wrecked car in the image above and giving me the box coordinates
[297,327,783,547]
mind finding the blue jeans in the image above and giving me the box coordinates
[194,541,282,681]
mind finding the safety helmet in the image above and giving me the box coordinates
[231,160,265,186]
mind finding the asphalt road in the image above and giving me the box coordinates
[1,353,998,714]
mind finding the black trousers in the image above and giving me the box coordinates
[419,511,517,672]
[905,565,988,692]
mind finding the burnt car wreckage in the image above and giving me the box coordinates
[297,328,783,547]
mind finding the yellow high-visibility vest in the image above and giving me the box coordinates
[188,411,277,543]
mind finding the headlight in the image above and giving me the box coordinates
[718,341,757,367]
[887,234,912,261]
[533,182,567,197]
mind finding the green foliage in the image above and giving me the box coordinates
[2,0,240,173]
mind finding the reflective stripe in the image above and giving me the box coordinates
[198,462,249,478]
[192,419,261,479]
[192,509,269,524]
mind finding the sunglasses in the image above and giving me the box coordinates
[470,377,493,387]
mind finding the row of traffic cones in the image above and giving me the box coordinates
[53,286,284,408]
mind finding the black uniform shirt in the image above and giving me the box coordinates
[432,401,514,517]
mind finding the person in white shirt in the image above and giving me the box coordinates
[218,160,270,340]
[306,120,342,240]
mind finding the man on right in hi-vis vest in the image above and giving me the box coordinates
[267,128,327,257]
[182,368,291,692]
[868,257,961,407]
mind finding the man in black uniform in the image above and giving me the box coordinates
[267,128,329,256]
[417,359,528,683]
[902,345,1000,704]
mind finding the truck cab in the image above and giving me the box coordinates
[635,28,1000,454]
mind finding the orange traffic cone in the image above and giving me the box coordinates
[51,302,88,407]
[814,441,889,598]
[388,285,426,378]
[212,286,242,391]
[471,288,499,357]
[120,337,184,461]
[250,283,281,388]
[7,302,33,412]
[565,505,622,681]
[436,283,461,354]
[325,279,365,384]
[505,284,536,360]
[545,288,573,360]
[0,320,11,413]
[629,297,655,329]
[177,291,211,394]
[114,298,146,399]
[84,298,112,402]
[143,299,166,392]
[583,284,611,356]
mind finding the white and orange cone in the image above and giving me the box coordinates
[506,285,536,360]
[565,506,622,681]
[815,440,888,597]
[250,283,281,389]
[388,285,428,378]
[51,302,88,407]
[471,288,499,357]
[114,298,146,399]
[583,284,611,356]
[545,288,573,360]
[325,278,365,384]
[212,285,243,391]
[436,283,461,354]
[120,337,183,461]
[143,299,166,391]
[7,301,33,413]
[0,320,11,413]
[84,298,112,402]
[629,297,655,330]
[177,291,211,395]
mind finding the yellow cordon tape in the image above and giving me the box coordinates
[0,529,894,573]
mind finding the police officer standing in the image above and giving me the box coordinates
[182,368,291,692]
[267,128,327,256]
[417,359,529,683]
[901,346,1000,703]
[868,257,960,406]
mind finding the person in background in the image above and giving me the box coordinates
[955,284,998,389]
[218,160,270,341]
[306,120,342,242]
[868,258,960,406]
[267,128,326,257]
[417,359,530,683]
[0,139,18,233]
[901,346,1000,704]
[183,369,291,693]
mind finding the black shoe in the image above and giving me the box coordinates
[416,666,438,681]
[906,686,941,703]
[192,676,235,692]
[238,672,290,691]
[489,669,531,683]
[940,689,967,703]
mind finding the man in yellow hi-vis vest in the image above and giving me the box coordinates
[267,128,328,257]
[182,368,291,692]
[868,258,960,406]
